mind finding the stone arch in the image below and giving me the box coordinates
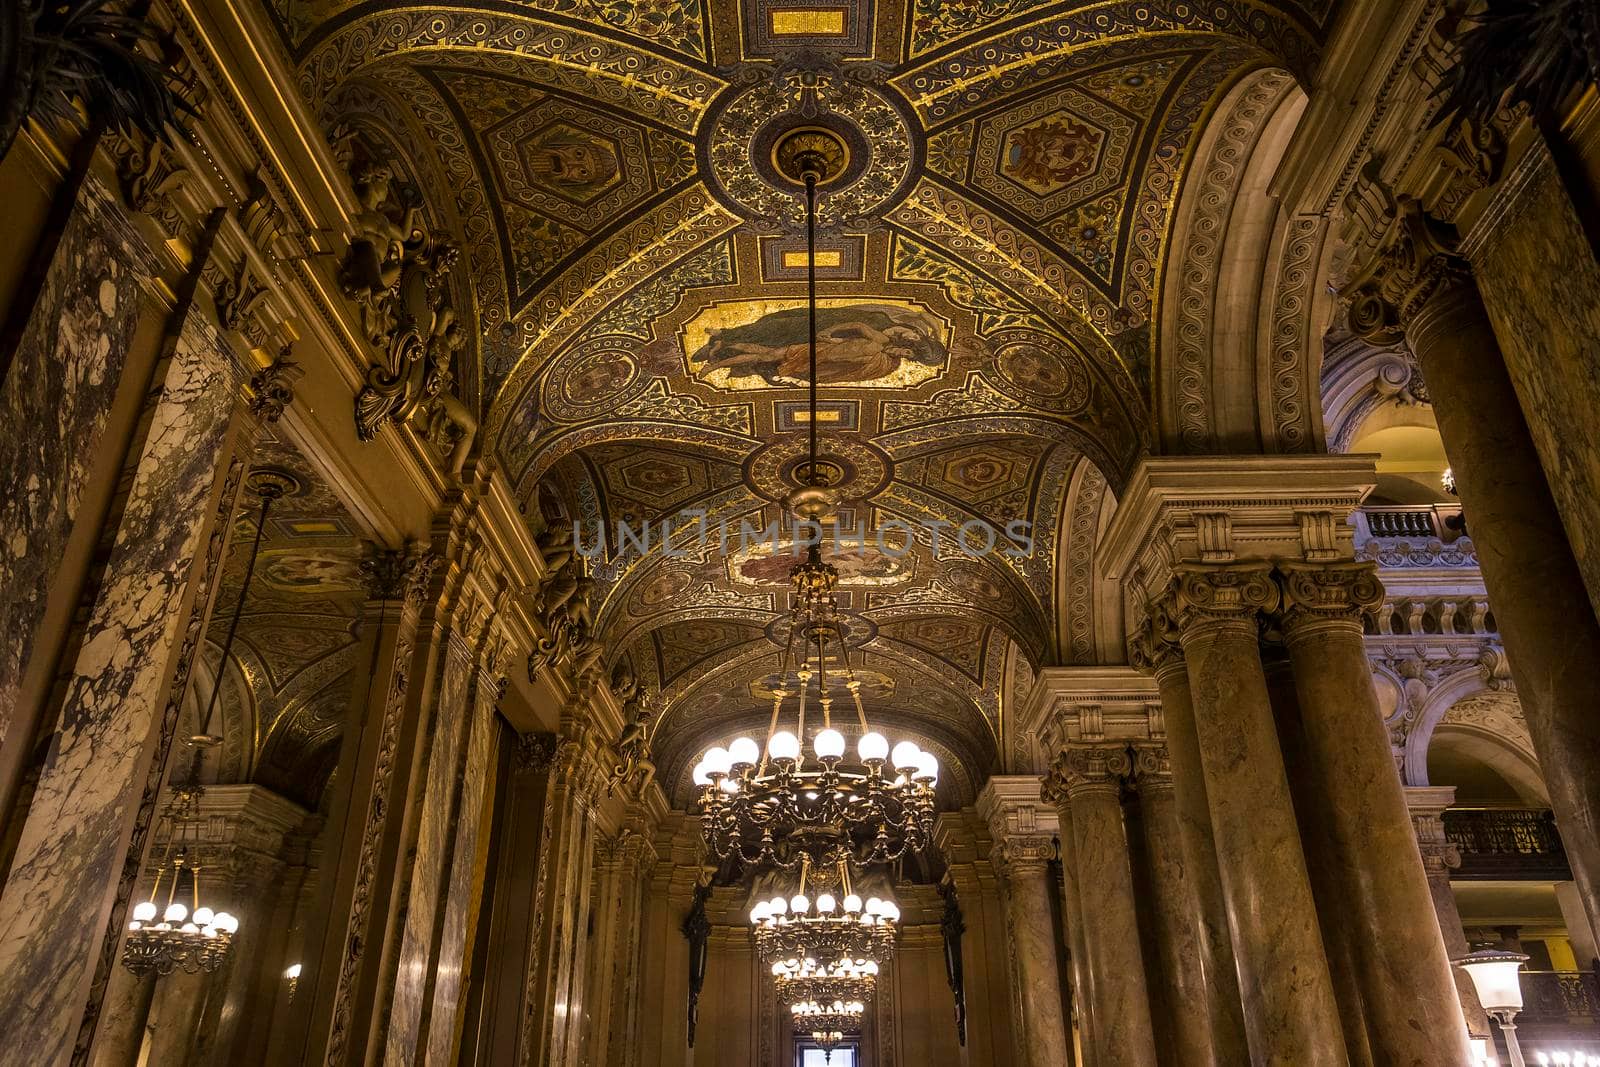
[1158,66,1330,454]
[1408,673,1545,802]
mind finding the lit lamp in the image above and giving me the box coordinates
[285,962,302,999]
[1455,949,1529,1067]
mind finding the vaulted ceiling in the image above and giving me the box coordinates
[265,0,1335,806]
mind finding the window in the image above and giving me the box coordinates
[797,1042,857,1067]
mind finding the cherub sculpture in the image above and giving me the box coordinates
[605,661,658,797]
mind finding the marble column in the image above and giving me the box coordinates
[1162,564,1347,1065]
[992,837,1071,1067]
[1405,786,1489,1038]
[382,620,477,1064]
[1127,744,1225,1065]
[1348,200,1600,941]
[1128,623,1249,1066]
[421,643,509,1067]
[1261,638,1374,1067]
[584,824,656,1067]
[1043,796,1096,1062]
[1276,561,1472,1064]
[1045,747,1156,1066]
[520,726,604,1067]
[87,970,153,1067]
[290,549,437,1067]
[0,302,258,1062]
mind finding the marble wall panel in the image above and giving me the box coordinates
[0,314,241,1062]
[0,180,154,743]
[1471,139,1600,625]
[422,666,500,1065]
[384,632,475,1065]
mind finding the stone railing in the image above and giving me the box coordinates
[1443,807,1571,880]
[1354,505,1478,569]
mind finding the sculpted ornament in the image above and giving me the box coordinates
[1275,561,1385,630]
[358,545,439,604]
[525,526,604,684]
[335,136,477,471]
[1168,564,1279,625]
[605,660,659,798]
[1046,744,1133,799]
[1342,196,1471,345]
[247,344,303,424]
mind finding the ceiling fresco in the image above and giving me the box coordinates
[268,0,1336,806]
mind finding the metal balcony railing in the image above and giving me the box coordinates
[1443,808,1572,880]
[1519,970,1600,1025]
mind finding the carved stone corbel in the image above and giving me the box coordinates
[246,344,303,424]
[1341,196,1472,345]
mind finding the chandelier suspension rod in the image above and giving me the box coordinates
[805,169,819,485]
[200,482,281,737]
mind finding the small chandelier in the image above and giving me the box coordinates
[749,854,898,974]
[122,471,287,976]
[790,1000,863,1059]
[121,740,239,977]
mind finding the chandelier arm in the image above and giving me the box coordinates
[200,483,279,737]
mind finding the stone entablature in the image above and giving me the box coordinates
[1012,668,1160,777]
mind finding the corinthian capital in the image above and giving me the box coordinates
[358,544,440,605]
[1275,562,1384,632]
[1166,563,1278,629]
[1342,197,1471,344]
[1128,744,1173,792]
[1046,744,1132,799]
[1128,598,1185,678]
[993,834,1056,874]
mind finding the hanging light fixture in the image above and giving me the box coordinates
[790,1000,862,1061]
[122,470,291,976]
[749,852,898,974]
[693,132,937,870]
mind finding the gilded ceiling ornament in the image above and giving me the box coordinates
[704,57,917,232]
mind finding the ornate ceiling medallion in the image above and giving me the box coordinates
[704,58,917,232]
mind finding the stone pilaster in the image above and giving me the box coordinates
[520,723,606,1067]
[977,779,1071,1067]
[932,812,1017,1067]
[289,546,438,1067]
[1041,750,1155,1067]
[584,808,661,1067]
[0,266,264,1063]
[1347,197,1600,947]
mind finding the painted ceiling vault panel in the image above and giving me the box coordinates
[279,0,1332,801]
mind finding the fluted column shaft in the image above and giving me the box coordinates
[1166,565,1347,1066]
[1275,562,1471,1065]
[993,837,1073,1067]
[1350,208,1600,941]
[1049,748,1156,1066]
[1129,745,1227,1066]
[1134,634,1249,1065]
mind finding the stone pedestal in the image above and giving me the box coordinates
[1348,201,1600,943]
[1166,566,1348,1066]
[977,782,1070,1067]
[1044,750,1156,1067]
[1277,563,1472,1064]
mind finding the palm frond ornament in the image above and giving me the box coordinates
[0,0,194,164]
[1436,0,1600,131]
